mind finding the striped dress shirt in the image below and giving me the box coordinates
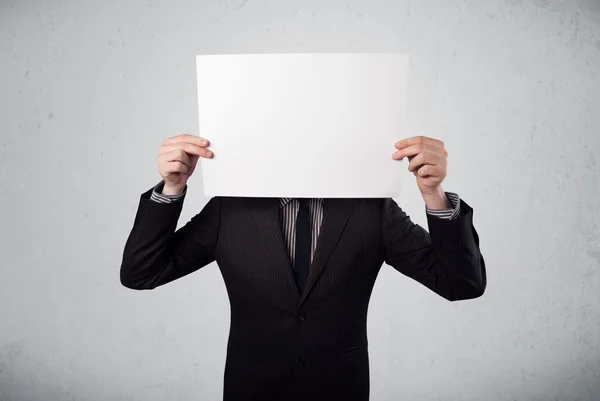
[149,181,461,263]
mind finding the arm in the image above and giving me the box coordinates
[424,191,461,220]
[382,196,486,301]
[120,181,220,290]
[149,180,187,203]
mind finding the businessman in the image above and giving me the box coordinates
[120,133,486,401]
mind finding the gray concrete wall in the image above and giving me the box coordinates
[1,0,599,399]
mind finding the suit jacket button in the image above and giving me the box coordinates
[296,359,304,368]
[298,314,305,321]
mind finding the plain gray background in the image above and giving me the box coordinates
[1,0,599,400]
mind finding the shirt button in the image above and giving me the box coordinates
[298,314,305,321]
[296,359,304,368]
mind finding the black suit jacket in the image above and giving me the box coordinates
[120,189,486,401]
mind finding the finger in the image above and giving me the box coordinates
[415,164,444,178]
[163,161,190,174]
[395,136,444,149]
[159,142,213,158]
[407,152,446,172]
[190,154,200,169]
[408,153,447,172]
[393,144,424,159]
[164,134,210,147]
[395,136,444,150]
[160,149,192,170]
[393,144,446,160]
[163,134,210,147]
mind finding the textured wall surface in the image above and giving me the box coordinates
[1,0,599,400]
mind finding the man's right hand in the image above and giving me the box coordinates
[158,134,213,195]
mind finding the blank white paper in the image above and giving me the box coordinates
[195,53,408,198]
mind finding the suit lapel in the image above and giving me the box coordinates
[299,198,355,305]
[251,198,300,296]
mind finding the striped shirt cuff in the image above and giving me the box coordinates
[149,180,187,204]
[425,192,460,220]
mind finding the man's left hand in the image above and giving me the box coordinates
[392,135,450,208]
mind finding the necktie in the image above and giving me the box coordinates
[294,198,310,292]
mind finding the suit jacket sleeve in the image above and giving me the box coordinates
[382,197,486,301]
[120,187,221,290]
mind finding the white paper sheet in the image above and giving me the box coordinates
[195,53,408,198]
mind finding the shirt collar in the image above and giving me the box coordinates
[279,198,324,207]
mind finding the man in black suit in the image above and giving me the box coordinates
[120,133,486,401]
